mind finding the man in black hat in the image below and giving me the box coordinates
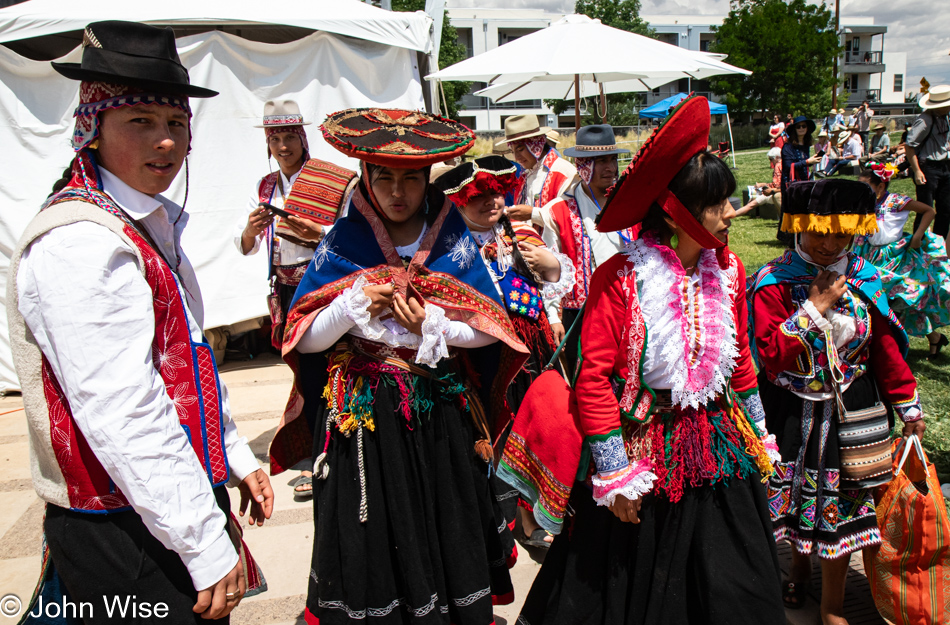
[7,21,272,623]
[536,124,631,366]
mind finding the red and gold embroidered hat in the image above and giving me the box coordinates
[321,108,474,168]
[596,95,722,251]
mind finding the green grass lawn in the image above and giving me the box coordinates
[726,148,950,481]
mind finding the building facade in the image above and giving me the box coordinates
[445,9,912,130]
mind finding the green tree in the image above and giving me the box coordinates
[392,0,470,121]
[544,0,653,126]
[709,0,840,118]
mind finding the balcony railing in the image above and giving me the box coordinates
[459,94,543,110]
[846,89,881,104]
[845,51,882,65]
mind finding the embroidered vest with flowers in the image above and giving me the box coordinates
[36,187,229,513]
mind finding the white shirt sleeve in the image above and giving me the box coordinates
[539,204,564,324]
[18,222,239,591]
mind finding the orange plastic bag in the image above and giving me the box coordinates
[864,435,950,625]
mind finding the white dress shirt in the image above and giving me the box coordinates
[539,183,628,323]
[234,169,317,266]
[17,168,260,591]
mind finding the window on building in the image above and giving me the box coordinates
[894,74,903,92]
[700,40,710,52]
[852,37,860,51]
[652,87,660,96]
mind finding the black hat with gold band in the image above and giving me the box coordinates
[780,179,877,236]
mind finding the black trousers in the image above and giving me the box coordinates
[914,160,950,237]
[44,487,232,625]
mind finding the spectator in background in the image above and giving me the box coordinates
[868,122,891,162]
[769,113,786,149]
[736,147,783,216]
[821,108,836,132]
[820,130,862,177]
[856,100,875,146]
[814,129,831,158]
[907,85,950,241]
[778,115,819,243]
[834,108,846,128]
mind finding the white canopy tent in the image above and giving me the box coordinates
[0,1,434,393]
[427,15,749,128]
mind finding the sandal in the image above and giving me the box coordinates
[517,528,553,550]
[292,474,314,500]
[928,334,948,359]
[782,579,809,610]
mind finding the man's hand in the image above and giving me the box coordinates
[551,322,566,344]
[914,169,928,186]
[506,204,534,222]
[194,559,245,619]
[363,283,394,318]
[902,420,926,439]
[284,215,325,244]
[392,294,427,335]
[238,468,273,527]
[241,206,275,253]
[608,494,642,524]
[808,269,848,315]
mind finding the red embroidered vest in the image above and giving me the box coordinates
[550,196,591,310]
[535,150,570,208]
[41,188,229,513]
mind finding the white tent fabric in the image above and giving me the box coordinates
[428,14,750,102]
[0,29,425,393]
[0,0,433,52]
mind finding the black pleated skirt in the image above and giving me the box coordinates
[304,364,513,625]
[517,477,785,625]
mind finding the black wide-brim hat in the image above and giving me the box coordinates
[51,21,217,98]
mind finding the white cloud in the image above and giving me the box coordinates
[447,0,950,90]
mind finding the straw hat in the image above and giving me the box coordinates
[497,115,550,146]
[871,122,886,131]
[920,85,950,110]
[255,100,311,128]
[818,129,829,138]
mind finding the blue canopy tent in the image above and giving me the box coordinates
[639,93,736,168]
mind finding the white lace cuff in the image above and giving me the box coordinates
[591,459,658,507]
[541,252,577,301]
[415,303,450,367]
[762,433,782,464]
[339,276,386,341]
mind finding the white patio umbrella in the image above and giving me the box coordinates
[427,14,750,130]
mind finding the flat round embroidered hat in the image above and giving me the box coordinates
[321,108,474,168]
[596,95,723,252]
[51,21,217,98]
[780,179,877,235]
[434,155,521,207]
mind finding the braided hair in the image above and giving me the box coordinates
[498,213,542,283]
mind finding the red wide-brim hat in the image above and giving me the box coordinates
[596,96,710,233]
[321,108,474,168]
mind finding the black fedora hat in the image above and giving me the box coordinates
[52,21,217,98]
[562,124,630,158]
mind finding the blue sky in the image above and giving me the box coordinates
[447,0,950,90]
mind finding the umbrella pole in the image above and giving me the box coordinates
[574,74,580,132]
[599,83,607,124]
[727,113,737,169]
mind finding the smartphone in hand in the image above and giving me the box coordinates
[259,202,291,219]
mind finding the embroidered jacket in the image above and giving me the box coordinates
[520,149,577,209]
[576,239,772,506]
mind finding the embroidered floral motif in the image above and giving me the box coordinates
[312,232,336,272]
[445,233,478,270]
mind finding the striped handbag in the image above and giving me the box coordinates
[835,381,893,489]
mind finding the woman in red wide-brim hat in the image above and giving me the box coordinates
[509,96,785,624]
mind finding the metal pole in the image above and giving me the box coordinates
[599,83,607,124]
[832,0,840,109]
[574,74,581,131]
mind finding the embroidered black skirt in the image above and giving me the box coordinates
[301,354,513,625]
[760,372,884,559]
[517,477,784,625]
